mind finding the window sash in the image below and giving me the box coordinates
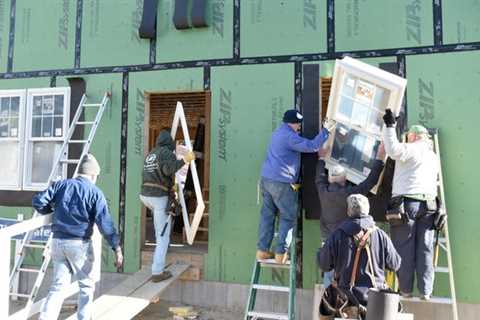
[23,87,70,191]
[0,90,26,190]
[324,57,407,186]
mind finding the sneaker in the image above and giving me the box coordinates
[400,292,413,298]
[256,250,274,260]
[151,271,172,283]
[421,294,431,301]
[275,253,288,264]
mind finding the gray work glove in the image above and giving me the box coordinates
[114,246,124,270]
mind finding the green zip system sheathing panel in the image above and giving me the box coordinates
[81,0,150,67]
[0,0,10,73]
[335,0,434,51]
[406,51,480,303]
[206,63,293,283]
[156,0,233,63]
[442,0,480,44]
[58,74,123,272]
[125,68,204,273]
[240,0,327,57]
[13,0,76,72]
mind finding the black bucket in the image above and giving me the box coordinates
[366,288,400,320]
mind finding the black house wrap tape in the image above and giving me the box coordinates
[192,0,208,28]
[173,0,190,30]
[301,64,322,220]
[139,0,159,39]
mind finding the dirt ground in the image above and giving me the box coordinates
[134,300,243,320]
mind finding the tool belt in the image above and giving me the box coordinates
[386,196,408,226]
[142,182,170,192]
[319,228,375,320]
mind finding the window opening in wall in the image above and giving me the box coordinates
[0,87,70,191]
[143,91,211,257]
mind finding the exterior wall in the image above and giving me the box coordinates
[0,0,479,307]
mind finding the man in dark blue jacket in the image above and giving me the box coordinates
[257,109,334,263]
[33,154,122,320]
[317,194,401,305]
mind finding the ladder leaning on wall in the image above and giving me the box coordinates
[8,92,111,319]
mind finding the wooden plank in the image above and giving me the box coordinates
[95,263,189,320]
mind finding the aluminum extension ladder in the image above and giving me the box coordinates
[429,129,458,320]
[244,228,297,320]
[8,92,111,318]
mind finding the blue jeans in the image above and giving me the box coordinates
[39,239,95,320]
[257,178,298,254]
[390,199,435,295]
[140,195,171,275]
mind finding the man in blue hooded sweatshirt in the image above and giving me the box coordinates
[317,194,401,306]
[256,109,334,263]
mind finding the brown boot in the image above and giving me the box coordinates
[151,270,172,283]
[275,253,288,264]
[256,250,274,260]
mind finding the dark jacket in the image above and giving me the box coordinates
[317,215,401,305]
[315,159,384,239]
[141,131,185,197]
[32,176,120,250]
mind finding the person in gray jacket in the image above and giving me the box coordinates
[315,144,386,286]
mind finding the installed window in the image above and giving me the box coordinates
[0,87,70,191]
[323,57,406,185]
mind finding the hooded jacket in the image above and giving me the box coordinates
[317,215,401,305]
[141,131,185,197]
[315,159,384,239]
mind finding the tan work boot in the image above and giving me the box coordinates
[275,253,288,264]
[151,270,172,283]
[256,250,274,260]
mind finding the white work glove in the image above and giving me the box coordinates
[323,117,337,133]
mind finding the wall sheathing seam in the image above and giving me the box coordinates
[233,0,240,61]
[74,0,83,68]
[2,40,480,80]
[6,0,15,72]
[433,0,443,46]
[397,54,408,131]
[326,0,335,55]
[203,65,210,90]
[150,37,156,65]
[118,72,129,272]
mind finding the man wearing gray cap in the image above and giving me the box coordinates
[317,194,401,306]
[33,153,123,320]
[256,109,335,263]
[315,144,386,287]
[383,109,440,300]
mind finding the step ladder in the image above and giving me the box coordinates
[8,92,111,318]
[245,228,297,320]
[400,129,458,320]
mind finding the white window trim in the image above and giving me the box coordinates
[324,57,407,185]
[0,90,26,191]
[22,87,70,191]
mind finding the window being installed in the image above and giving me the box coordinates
[0,87,70,191]
[323,57,407,185]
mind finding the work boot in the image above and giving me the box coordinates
[256,250,274,260]
[275,253,288,264]
[151,270,172,283]
[420,294,431,301]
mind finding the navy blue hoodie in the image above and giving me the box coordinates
[317,215,401,304]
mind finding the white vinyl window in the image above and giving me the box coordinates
[324,57,407,185]
[0,87,70,191]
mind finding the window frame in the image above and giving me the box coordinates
[22,87,70,191]
[323,57,407,185]
[0,90,27,190]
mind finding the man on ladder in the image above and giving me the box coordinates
[32,154,123,320]
[382,109,440,301]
